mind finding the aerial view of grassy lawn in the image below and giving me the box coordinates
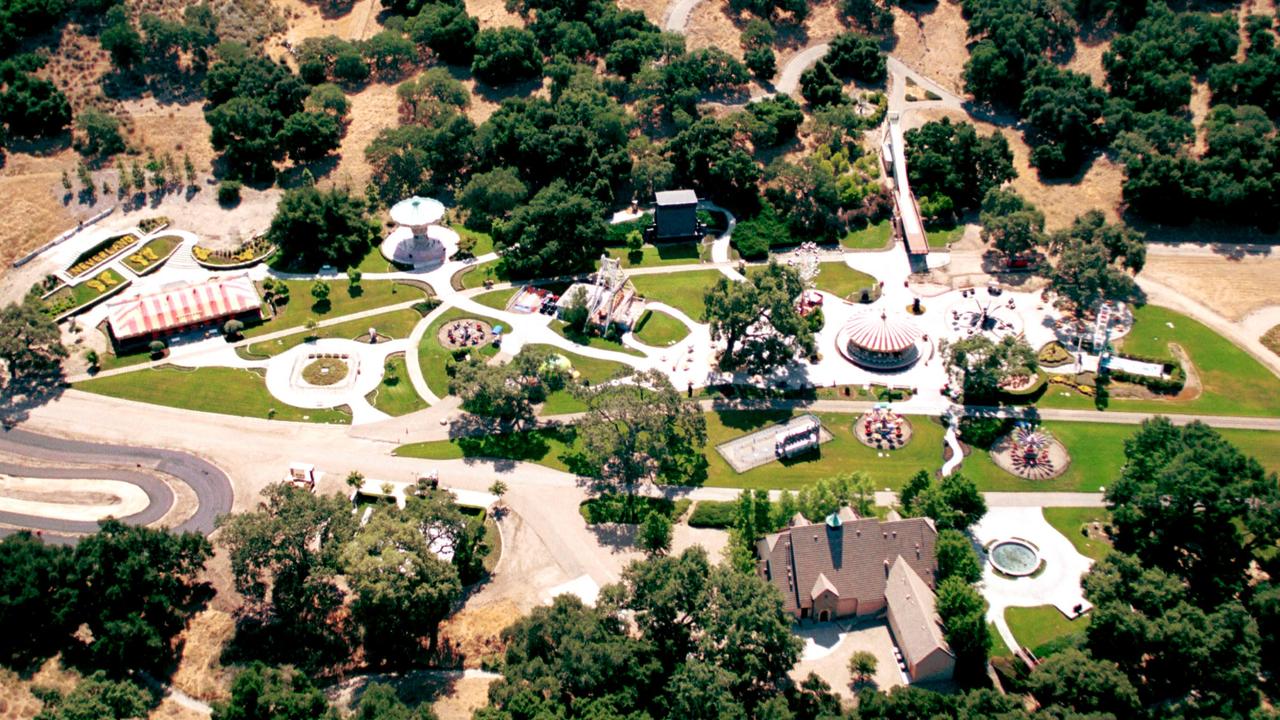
[550,320,645,357]
[813,262,878,301]
[604,241,704,268]
[396,427,578,475]
[630,270,721,319]
[1043,507,1113,561]
[704,411,943,491]
[242,281,427,340]
[528,344,633,414]
[366,354,428,416]
[1039,305,1280,417]
[239,308,423,359]
[455,225,494,257]
[925,224,964,248]
[418,307,502,397]
[958,421,1132,493]
[840,221,892,250]
[989,623,1013,659]
[472,287,516,311]
[121,234,182,275]
[1005,605,1090,658]
[632,309,690,347]
[75,366,350,423]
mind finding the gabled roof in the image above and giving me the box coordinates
[655,189,698,206]
[886,556,953,666]
[756,513,938,616]
[811,572,838,600]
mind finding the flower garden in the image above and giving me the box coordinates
[122,234,183,275]
[67,233,139,278]
[193,236,275,268]
[41,268,130,318]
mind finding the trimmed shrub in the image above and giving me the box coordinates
[688,500,737,528]
[217,180,242,205]
[957,416,1014,450]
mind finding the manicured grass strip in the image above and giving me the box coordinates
[840,221,892,250]
[925,224,964,248]
[418,307,501,398]
[242,281,427,340]
[603,242,704,268]
[1005,605,1089,658]
[1039,305,1280,417]
[813,262,878,301]
[989,623,1013,659]
[958,421,1130,493]
[550,321,645,357]
[240,308,423,359]
[1217,428,1280,473]
[396,427,577,474]
[75,366,350,423]
[367,354,428,416]
[527,344,634,415]
[630,270,723,320]
[580,495,691,524]
[1043,507,1113,561]
[455,225,494,257]
[633,309,691,347]
[472,288,516,312]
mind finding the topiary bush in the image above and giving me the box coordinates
[688,500,736,528]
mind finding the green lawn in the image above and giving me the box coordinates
[1005,605,1089,658]
[989,623,1013,659]
[394,410,943,489]
[121,234,182,275]
[352,245,408,274]
[630,270,722,320]
[243,280,427,340]
[75,366,350,423]
[550,321,645,357]
[704,411,943,490]
[840,221,892,250]
[813,262,878,301]
[1040,305,1280,417]
[366,353,428,416]
[472,287,516,311]
[418,307,502,398]
[604,242,704,268]
[1043,507,1113,561]
[925,224,964,248]
[239,308,423,359]
[455,225,494,257]
[632,309,691,347]
[958,421,1131,492]
[528,344,634,414]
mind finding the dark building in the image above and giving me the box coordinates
[650,189,701,240]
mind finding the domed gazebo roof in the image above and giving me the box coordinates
[389,196,445,227]
[841,309,921,353]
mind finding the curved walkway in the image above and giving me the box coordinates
[0,426,233,541]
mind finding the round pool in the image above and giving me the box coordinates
[989,540,1040,577]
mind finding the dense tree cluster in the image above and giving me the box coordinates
[740,18,776,80]
[704,261,816,375]
[1210,16,1280,118]
[905,118,1016,217]
[0,56,71,141]
[761,144,889,243]
[204,43,340,180]
[219,483,488,672]
[491,180,607,277]
[476,548,809,719]
[405,0,478,66]
[0,297,67,389]
[824,32,885,85]
[0,522,211,676]
[1046,209,1144,309]
[978,187,1045,259]
[960,0,1076,108]
[668,116,760,209]
[265,185,379,271]
[1018,63,1107,175]
[450,346,568,425]
[365,106,475,202]
[100,2,220,81]
[898,469,987,532]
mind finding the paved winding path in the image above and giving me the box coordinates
[0,426,232,541]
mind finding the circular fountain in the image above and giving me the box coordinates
[989,539,1041,577]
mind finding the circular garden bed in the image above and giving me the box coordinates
[302,357,349,386]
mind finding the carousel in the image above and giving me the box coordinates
[834,309,923,370]
[380,196,458,269]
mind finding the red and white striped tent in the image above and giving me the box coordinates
[106,273,261,342]
[842,309,921,353]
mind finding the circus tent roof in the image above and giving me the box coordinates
[106,273,261,341]
[841,309,921,353]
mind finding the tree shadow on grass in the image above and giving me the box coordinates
[711,407,794,432]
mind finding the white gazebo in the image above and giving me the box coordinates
[380,196,460,269]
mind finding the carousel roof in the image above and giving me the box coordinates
[389,196,445,227]
[842,309,921,353]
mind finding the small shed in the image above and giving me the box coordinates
[652,189,700,240]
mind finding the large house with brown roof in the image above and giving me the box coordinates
[756,507,954,683]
